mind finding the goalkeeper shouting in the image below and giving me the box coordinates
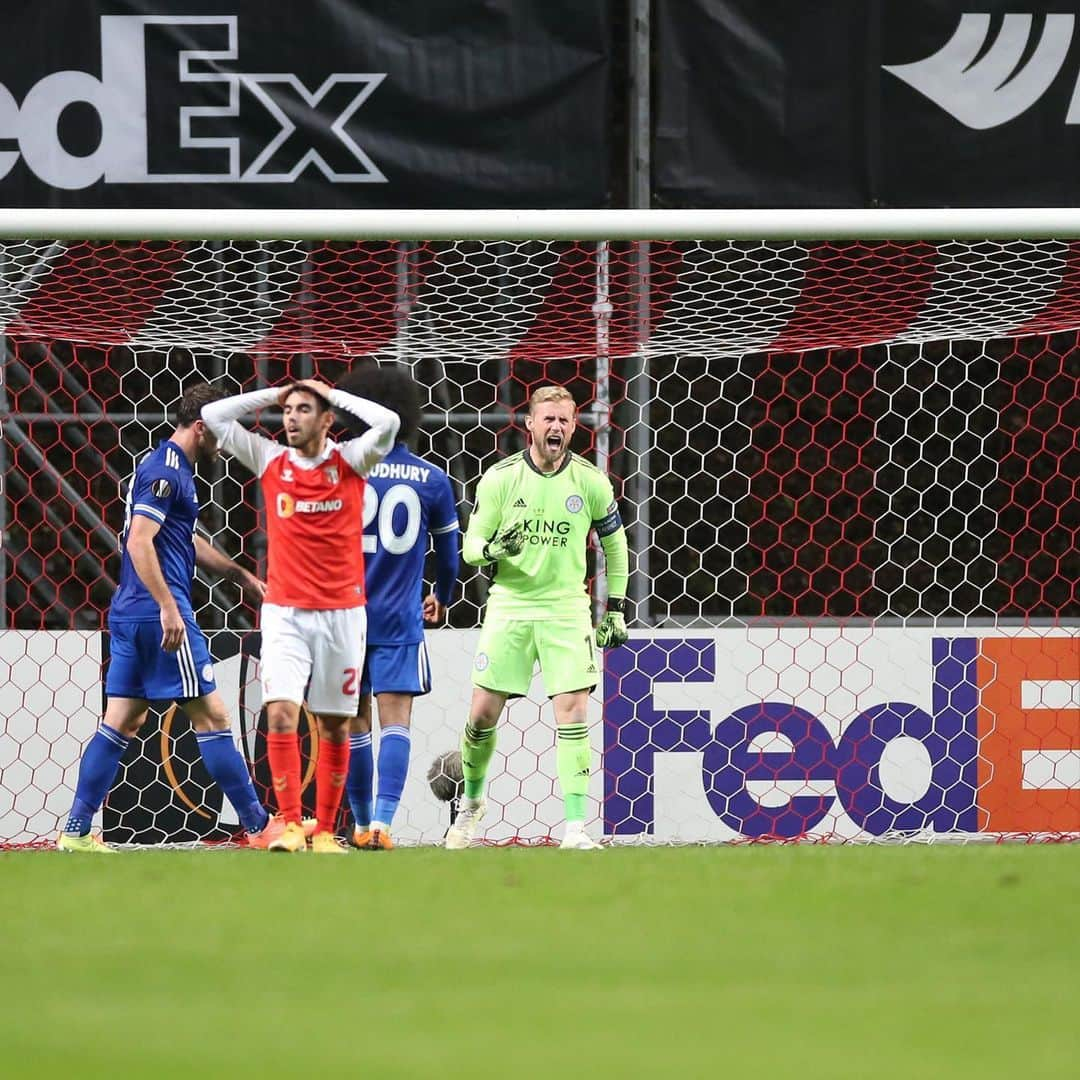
[446,385,629,851]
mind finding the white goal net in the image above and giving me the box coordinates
[1,209,1077,846]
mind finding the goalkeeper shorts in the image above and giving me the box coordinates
[471,612,597,698]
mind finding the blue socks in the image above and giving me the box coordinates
[346,732,374,829]
[373,726,411,827]
[65,724,268,837]
[346,727,411,829]
[64,724,131,836]
[194,729,269,835]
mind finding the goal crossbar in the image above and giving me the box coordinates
[4,207,1080,241]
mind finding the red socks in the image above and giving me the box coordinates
[267,731,350,834]
[266,732,302,824]
[315,738,350,836]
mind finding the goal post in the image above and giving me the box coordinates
[0,208,1077,847]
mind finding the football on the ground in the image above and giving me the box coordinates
[427,749,464,802]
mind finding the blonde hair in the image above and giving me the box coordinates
[528,385,576,413]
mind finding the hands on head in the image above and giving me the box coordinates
[278,378,334,407]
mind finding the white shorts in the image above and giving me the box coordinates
[260,603,367,716]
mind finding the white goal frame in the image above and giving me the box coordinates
[2,207,1078,847]
[3,206,1080,241]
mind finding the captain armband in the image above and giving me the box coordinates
[592,500,623,538]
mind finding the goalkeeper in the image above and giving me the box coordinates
[446,385,629,851]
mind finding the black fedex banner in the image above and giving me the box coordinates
[657,0,1080,207]
[0,0,610,209]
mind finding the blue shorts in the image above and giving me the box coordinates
[106,618,216,702]
[360,641,432,697]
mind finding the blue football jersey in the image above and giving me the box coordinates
[110,440,199,622]
[362,444,459,644]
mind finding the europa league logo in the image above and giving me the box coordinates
[159,632,321,822]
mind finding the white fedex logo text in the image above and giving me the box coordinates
[0,15,386,190]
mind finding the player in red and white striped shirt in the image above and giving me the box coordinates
[203,378,399,853]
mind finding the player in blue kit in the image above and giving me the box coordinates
[57,383,287,852]
[340,365,460,850]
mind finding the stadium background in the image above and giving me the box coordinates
[1,5,1078,1078]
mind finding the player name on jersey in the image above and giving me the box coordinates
[363,443,459,645]
[368,462,434,483]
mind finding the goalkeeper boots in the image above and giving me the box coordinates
[560,826,603,851]
[353,824,394,850]
[310,830,348,854]
[56,831,114,854]
[268,821,308,853]
[445,798,486,850]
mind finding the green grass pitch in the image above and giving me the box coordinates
[1,845,1077,1079]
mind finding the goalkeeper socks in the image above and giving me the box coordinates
[267,731,302,824]
[556,723,591,823]
[314,737,349,835]
[346,732,374,829]
[373,725,411,827]
[194,729,268,835]
[461,722,497,801]
[64,723,130,836]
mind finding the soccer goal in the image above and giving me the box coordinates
[1,208,1077,847]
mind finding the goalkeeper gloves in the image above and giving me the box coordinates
[595,599,629,649]
[482,522,525,562]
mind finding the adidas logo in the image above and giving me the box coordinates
[512,498,527,508]
[586,663,597,673]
